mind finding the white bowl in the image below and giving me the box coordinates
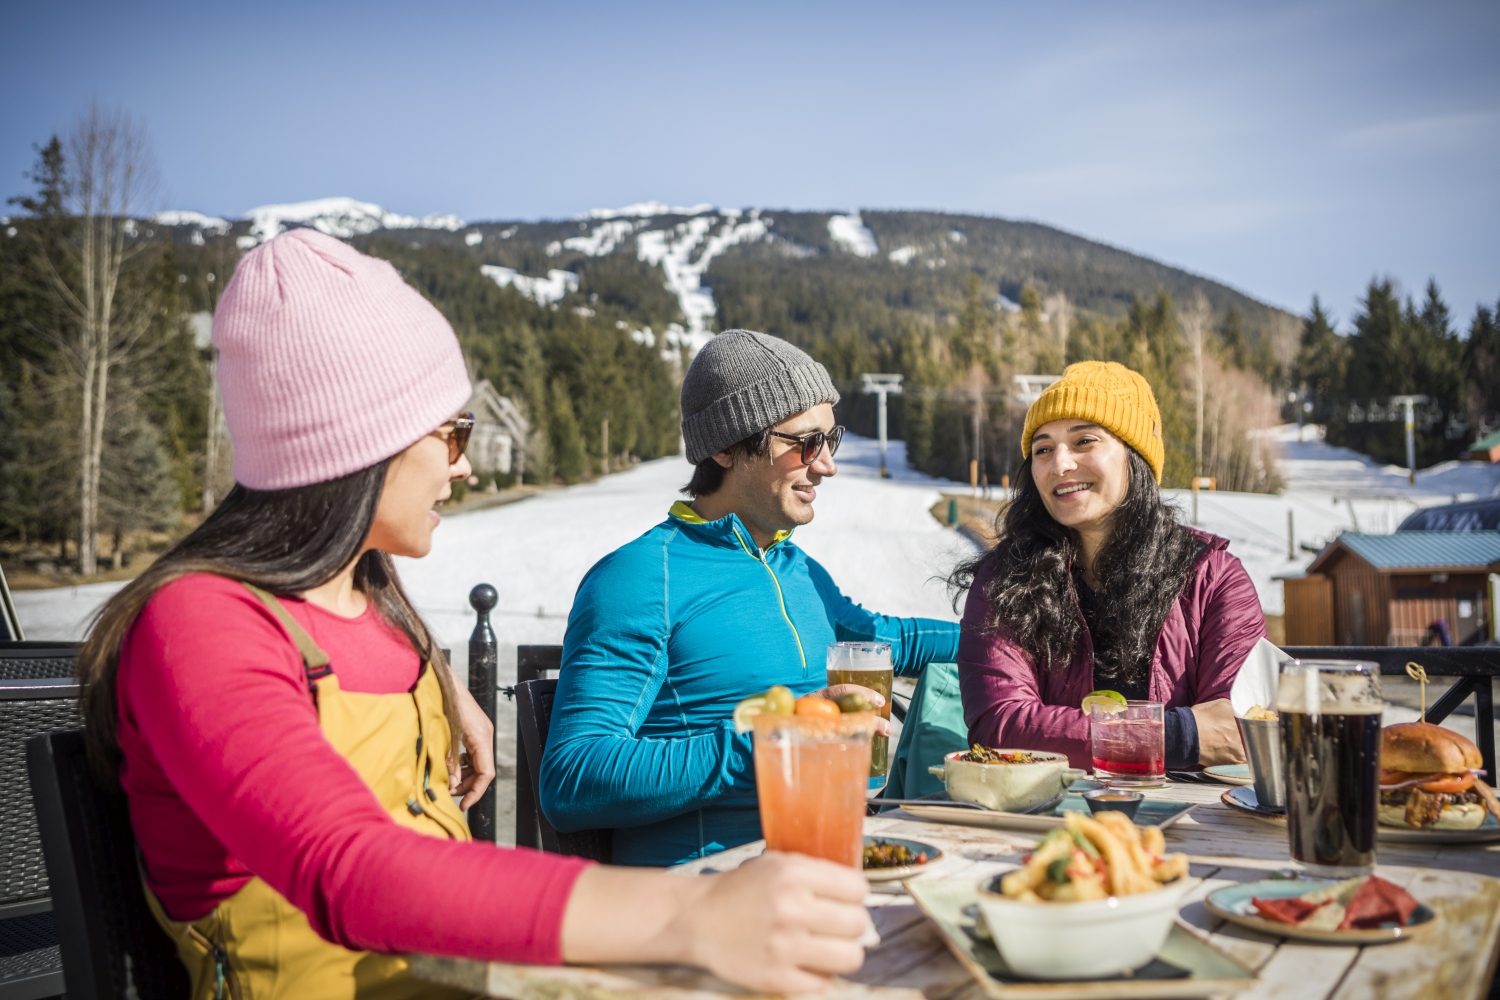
[975,875,1198,980]
[928,750,1085,812]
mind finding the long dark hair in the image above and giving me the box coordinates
[79,461,466,781]
[951,448,1204,684]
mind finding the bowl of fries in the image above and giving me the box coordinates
[976,811,1196,979]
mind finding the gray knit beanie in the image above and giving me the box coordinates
[680,330,840,464]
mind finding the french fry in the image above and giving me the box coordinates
[1153,854,1189,883]
[1141,825,1166,857]
[1096,811,1159,883]
[1068,813,1151,895]
[1000,836,1072,898]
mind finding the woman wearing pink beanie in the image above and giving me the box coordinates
[77,230,870,999]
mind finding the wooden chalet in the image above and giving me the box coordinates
[1285,531,1500,646]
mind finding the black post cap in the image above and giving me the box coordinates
[469,584,498,614]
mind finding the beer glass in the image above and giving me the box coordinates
[1276,660,1382,877]
[1090,701,1166,787]
[826,641,894,788]
[752,711,875,867]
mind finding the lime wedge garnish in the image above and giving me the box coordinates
[733,696,769,734]
[1081,690,1128,715]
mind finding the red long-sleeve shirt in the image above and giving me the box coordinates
[117,573,589,963]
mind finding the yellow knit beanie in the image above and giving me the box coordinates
[1021,361,1164,482]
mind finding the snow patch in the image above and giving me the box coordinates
[480,265,579,305]
[997,294,1021,313]
[564,219,635,257]
[465,231,483,246]
[240,197,466,244]
[635,210,768,349]
[827,213,878,257]
[155,210,231,234]
[585,201,715,220]
[949,229,967,244]
[888,245,918,265]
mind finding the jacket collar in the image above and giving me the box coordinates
[668,501,793,554]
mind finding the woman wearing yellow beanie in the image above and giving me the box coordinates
[951,361,1262,770]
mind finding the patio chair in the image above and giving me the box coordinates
[0,644,80,683]
[514,677,613,863]
[0,677,80,1000]
[26,729,189,1000]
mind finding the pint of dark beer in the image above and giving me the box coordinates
[1275,660,1382,876]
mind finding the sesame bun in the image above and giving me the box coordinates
[1381,722,1482,774]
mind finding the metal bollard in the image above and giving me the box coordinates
[467,583,499,842]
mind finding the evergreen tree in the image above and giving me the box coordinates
[548,376,588,484]
[1465,301,1500,433]
[1293,296,1349,415]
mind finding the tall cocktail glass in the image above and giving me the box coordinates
[1277,660,1382,877]
[826,641,894,788]
[1090,701,1166,787]
[752,711,875,867]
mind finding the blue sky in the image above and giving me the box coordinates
[3,1,1497,325]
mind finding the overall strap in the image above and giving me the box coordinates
[242,583,334,683]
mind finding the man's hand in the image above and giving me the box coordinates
[450,685,497,809]
[1192,698,1246,767]
[815,684,891,736]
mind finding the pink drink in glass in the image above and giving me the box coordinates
[1090,701,1166,787]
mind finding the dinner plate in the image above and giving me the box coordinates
[1221,786,1500,843]
[1203,764,1253,786]
[1205,879,1434,944]
[863,836,943,882]
[898,785,1196,834]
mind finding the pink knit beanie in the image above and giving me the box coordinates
[213,229,472,490]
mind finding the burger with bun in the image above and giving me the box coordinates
[1379,722,1500,829]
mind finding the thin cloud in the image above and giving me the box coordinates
[1337,111,1500,147]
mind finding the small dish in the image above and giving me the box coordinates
[976,873,1199,980]
[862,836,942,882]
[1205,879,1434,944]
[928,749,1087,812]
[1203,764,1253,786]
[1221,784,1286,819]
[1083,788,1143,820]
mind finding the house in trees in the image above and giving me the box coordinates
[1285,532,1500,647]
[464,380,529,482]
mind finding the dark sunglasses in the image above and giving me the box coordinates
[441,412,475,465]
[769,425,844,465]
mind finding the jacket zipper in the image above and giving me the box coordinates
[731,527,807,675]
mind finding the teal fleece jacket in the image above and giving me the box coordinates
[539,502,962,866]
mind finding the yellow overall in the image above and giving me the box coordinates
[145,584,474,1000]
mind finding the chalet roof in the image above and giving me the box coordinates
[1307,531,1500,574]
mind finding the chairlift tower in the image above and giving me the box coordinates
[1390,395,1429,485]
[860,374,904,478]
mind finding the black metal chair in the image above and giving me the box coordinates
[27,730,189,1000]
[0,644,82,683]
[0,676,81,1000]
[514,674,613,863]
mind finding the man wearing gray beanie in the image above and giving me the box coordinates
[540,330,961,866]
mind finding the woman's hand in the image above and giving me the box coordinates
[450,685,496,809]
[1191,698,1247,767]
[562,853,871,993]
[816,684,892,737]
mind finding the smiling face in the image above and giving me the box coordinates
[1028,418,1132,535]
[721,402,838,542]
[364,419,473,559]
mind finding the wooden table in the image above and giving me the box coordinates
[413,781,1500,1000]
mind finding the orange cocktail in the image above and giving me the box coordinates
[752,711,875,867]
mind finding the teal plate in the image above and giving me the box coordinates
[863,835,943,882]
[1203,764,1253,786]
[1205,879,1435,944]
[909,878,1254,999]
[900,782,1195,834]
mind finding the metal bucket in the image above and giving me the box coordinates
[1236,716,1285,810]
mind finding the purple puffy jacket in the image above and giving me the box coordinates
[957,529,1265,768]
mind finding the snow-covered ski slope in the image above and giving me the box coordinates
[13,428,1500,645]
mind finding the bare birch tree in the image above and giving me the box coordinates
[1180,291,1212,480]
[36,103,161,574]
